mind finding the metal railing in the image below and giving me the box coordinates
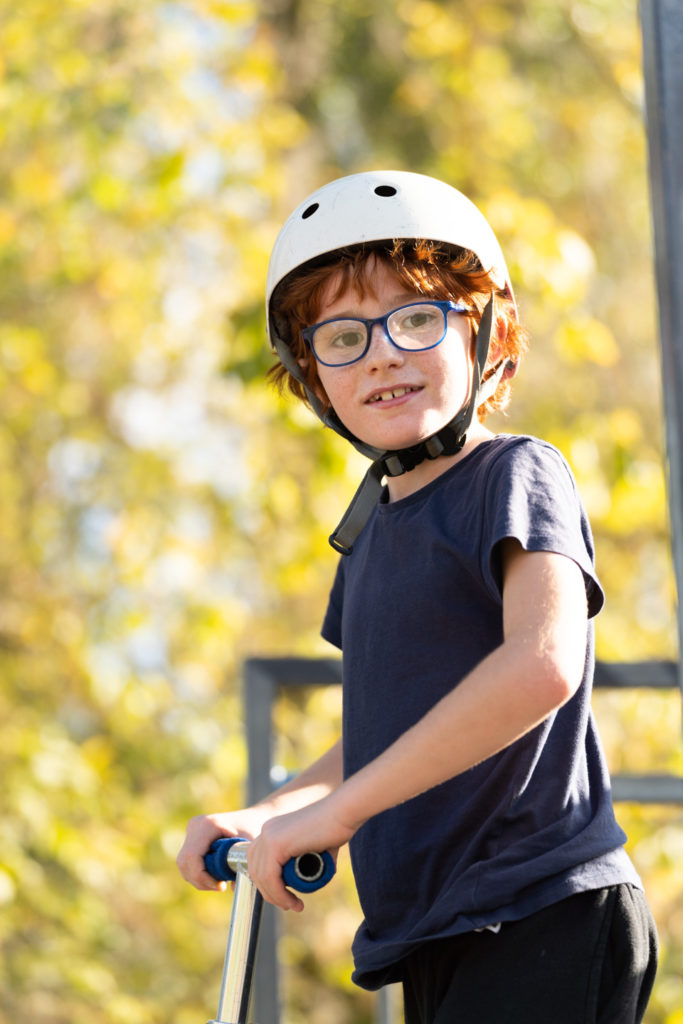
[241,654,683,1024]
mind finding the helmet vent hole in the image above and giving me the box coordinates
[302,203,319,219]
[374,185,397,197]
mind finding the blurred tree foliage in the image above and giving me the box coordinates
[0,0,680,1022]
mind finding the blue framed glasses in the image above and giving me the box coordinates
[302,299,471,367]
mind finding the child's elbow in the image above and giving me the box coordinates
[537,649,583,710]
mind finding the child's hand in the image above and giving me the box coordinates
[245,797,355,913]
[176,808,271,891]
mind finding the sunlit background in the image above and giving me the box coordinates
[0,1,681,1021]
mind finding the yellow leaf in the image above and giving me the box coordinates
[11,156,62,205]
[556,318,620,367]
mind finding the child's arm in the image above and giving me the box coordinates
[176,739,343,890]
[245,539,590,911]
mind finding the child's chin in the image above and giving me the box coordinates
[371,431,430,453]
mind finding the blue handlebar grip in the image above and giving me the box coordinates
[282,849,336,892]
[204,838,336,893]
[204,836,244,882]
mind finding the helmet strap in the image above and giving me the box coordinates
[329,297,501,555]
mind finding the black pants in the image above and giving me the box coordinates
[401,885,658,1024]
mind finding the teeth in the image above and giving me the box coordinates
[369,386,417,403]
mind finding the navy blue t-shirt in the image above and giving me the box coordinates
[321,434,640,990]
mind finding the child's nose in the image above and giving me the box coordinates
[365,323,405,368]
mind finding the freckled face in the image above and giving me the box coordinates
[312,260,475,453]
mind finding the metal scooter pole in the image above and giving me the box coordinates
[204,838,335,1024]
[208,843,262,1024]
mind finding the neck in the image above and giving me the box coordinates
[385,422,495,501]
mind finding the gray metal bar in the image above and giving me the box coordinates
[249,657,682,692]
[640,0,683,697]
[245,656,343,691]
[244,660,277,806]
[593,659,678,688]
[376,984,402,1024]
[611,773,683,804]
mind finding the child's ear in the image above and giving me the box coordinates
[489,316,518,379]
[487,315,507,362]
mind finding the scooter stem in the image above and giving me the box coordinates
[204,838,335,1024]
[207,844,262,1024]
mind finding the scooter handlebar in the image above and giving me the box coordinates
[204,836,336,894]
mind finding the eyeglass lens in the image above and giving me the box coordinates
[311,302,449,365]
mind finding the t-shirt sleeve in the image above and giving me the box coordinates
[321,555,345,649]
[481,438,605,618]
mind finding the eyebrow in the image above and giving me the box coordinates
[321,294,424,320]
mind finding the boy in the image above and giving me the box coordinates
[177,171,658,1022]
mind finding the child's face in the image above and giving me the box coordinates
[312,258,475,454]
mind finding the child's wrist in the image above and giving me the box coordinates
[327,780,371,836]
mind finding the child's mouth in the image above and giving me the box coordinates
[366,385,421,404]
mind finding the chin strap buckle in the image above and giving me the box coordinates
[424,435,446,459]
[382,453,407,477]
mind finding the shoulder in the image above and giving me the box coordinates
[476,434,580,502]
[481,433,575,473]
[480,433,587,524]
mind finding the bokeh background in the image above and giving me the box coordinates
[1,0,681,1021]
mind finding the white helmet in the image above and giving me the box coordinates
[266,170,515,553]
[267,169,512,309]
